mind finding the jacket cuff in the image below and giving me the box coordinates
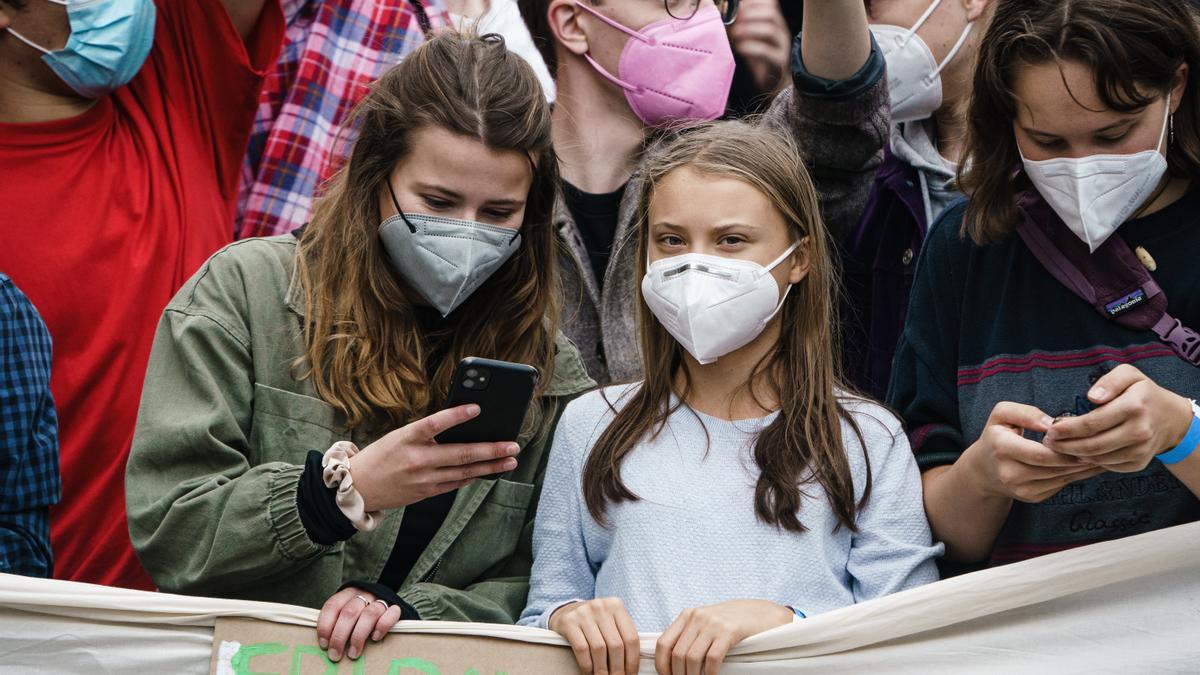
[399,585,442,621]
[267,463,329,561]
[297,450,357,545]
[913,431,966,472]
[791,31,885,101]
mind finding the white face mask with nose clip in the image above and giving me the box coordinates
[641,243,800,364]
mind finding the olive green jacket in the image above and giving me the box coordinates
[126,235,595,620]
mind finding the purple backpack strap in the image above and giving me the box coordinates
[1014,190,1200,367]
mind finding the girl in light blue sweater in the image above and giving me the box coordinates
[519,121,942,674]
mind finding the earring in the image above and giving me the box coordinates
[1170,113,1176,147]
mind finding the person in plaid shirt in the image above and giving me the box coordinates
[237,0,456,239]
[0,273,60,579]
[237,0,553,239]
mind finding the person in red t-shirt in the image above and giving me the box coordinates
[0,0,284,590]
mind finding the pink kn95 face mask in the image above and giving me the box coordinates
[576,3,736,127]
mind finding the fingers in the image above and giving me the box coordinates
[597,613,627,675]
[316,588,357,650]
[1016,466,1107,503]
[704,634,738,675]
[429,441,520,470]
[563,624,596,674]
[989,402,1054,433]
[327,593,370,661]
[1088,364,1145,405]
[372,604,403,642]
[1048,417,1150,458]
[614,605,641,675]
[655,615,687,675]
[413,404,481,440]
[990,430,1083,469]
[1046,399,1131,442]
[347,599,386,660]
[579,616,612,675]
[672,619,703,675]
[684,631,714,675]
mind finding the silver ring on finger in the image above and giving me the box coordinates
[355,594,371,607]
[374,599,390,611]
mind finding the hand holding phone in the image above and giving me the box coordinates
[435,357,539,479]
[347,404,522,512]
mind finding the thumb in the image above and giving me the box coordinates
[1087,365,1142,405]
[990,401,1054,433]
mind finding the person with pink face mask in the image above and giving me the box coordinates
[518,0,890,384]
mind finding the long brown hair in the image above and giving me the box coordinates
[294,33,561,429]
[581,122,871,533]
[959,0,1200,244]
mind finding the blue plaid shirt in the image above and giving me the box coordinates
[0,274,60,578]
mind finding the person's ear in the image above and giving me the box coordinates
[787,237,811,285]
[548,0,590,58]
[0,6,12,31]
[1170,62,1188,115]
[963,0,990,23]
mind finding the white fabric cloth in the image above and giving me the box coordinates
[450,0,556,102]
[0,521,1198,672]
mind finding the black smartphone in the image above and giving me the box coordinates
[435,357,540,479]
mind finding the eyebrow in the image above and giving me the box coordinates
[414,183,523,207]
[1022,118,1137,137]
[414,182,461,198]
[651,221,761,231]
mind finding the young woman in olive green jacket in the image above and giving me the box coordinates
[126,33,592,662]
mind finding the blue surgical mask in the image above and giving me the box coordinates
[6,0,156,99]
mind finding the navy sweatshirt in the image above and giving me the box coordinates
[888,189,1200,567]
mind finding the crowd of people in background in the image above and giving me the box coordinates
[1,0,1199,672]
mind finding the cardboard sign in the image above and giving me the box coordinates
[210,617,580,675]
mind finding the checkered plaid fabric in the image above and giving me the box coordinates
[236,0,452,239]
[0,274,60,578]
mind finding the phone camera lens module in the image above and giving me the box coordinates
[463,379,476,389]
[466,369,479,378]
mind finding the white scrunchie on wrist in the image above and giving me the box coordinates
[321,441,383,532]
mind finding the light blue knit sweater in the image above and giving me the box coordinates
[519,384,943,632]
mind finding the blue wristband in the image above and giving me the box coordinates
[1157,413,1200,465]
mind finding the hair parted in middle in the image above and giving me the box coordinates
[581,120,873,534]
[293,32,562,431]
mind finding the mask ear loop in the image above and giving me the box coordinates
[575,1,653,93]
[757,239,804,326]
[5,27,53,55]
[385,178,418,233]
[900,0,943,46]
[927,22,973,84]
[1158,92,1173,154]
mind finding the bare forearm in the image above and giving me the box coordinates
[921,460,1012,562]
[800,0,872,80]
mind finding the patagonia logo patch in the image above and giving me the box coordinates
[1105,289,1147,316]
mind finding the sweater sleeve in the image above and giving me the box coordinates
[844,407,943,601]
[761,32,889,243]
[518,398,597,628]
[886,202,971,470]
